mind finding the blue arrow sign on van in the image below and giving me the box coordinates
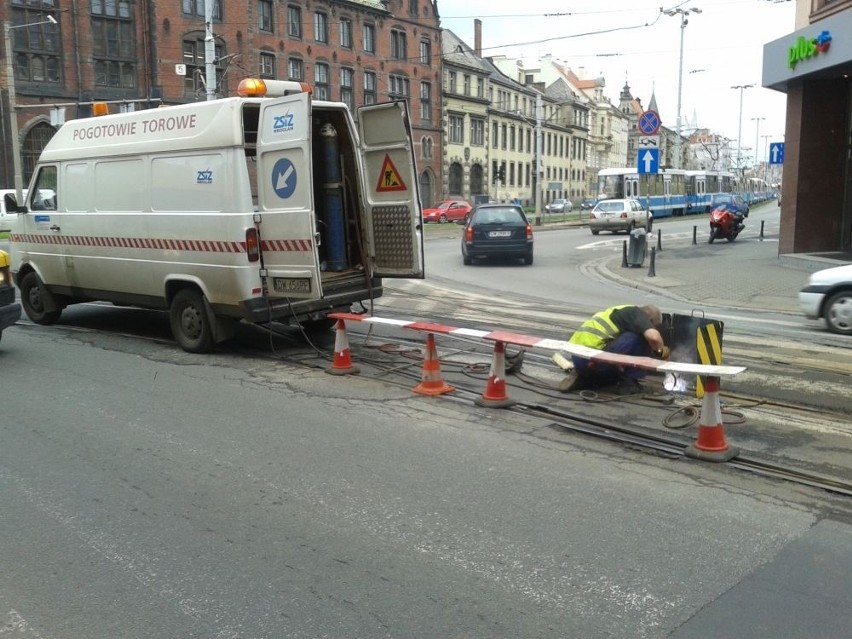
[272,158,297,199]
[638,149,659,174]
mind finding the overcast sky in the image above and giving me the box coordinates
[439,0,796,165]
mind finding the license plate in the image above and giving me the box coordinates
[489,230,512,238]
[273,277,311,294]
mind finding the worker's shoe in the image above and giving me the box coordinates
[558,372,584,393]
[505,348,525,375]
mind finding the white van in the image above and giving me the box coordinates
[8,79,424,352]
[0,189,27,232]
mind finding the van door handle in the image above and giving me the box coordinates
[50,225,61,231]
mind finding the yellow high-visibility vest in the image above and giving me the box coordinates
[568,305,630,350]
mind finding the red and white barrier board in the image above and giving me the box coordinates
[328,312,746,378]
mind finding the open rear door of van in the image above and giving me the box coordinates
[357,101,425,279]
[255,92,322,300]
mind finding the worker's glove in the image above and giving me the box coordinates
[655,345,671,360]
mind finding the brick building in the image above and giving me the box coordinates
[1,0,443,206]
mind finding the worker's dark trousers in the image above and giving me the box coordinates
[572,332,651,388]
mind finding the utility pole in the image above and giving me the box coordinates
[751,116,765,177]
[534,93,543,225]
[664,6,701,170]
[731,84,754,174]
[205,1,216,100]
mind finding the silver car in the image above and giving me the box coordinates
[589,198,652,235]
[799,263,852,335]
[545,198,572,213]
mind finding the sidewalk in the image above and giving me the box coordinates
[590,227,846,314]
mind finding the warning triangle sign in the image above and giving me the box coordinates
[376,154,408,193]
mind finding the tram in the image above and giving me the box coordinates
[596,168,688,218]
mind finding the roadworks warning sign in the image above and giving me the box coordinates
[376,154,407,193]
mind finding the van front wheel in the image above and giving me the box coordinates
[170,288,215,353]
[20,272,62,325]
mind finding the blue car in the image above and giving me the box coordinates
[712,194,749,217]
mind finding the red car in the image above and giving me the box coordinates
[422,200,472,224]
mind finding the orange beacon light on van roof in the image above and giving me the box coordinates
[236,78,312,98]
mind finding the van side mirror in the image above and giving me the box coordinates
[4,192,25,214]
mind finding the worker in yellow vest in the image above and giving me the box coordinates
[559,304,667,394]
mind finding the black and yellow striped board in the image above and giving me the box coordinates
[696,321,725,398]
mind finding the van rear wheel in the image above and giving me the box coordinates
[20,272,62,325]
[170,288,215,353]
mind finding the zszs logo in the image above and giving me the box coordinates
[788,31,831,70]
[273,112,295,134]
[197,169,213,184]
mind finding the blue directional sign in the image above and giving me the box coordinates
[638,148,660,174]
[769,142,785,165]
[638,110,661,135]
[271,157,297,199]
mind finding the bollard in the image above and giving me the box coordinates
[657,228,662,251]
[692,225,697,245]
[759,220,765,241]
[621,240,628,268]
[648,246,656,277]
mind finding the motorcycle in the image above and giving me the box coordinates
[708,204,744,243]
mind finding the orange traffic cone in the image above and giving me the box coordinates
[684,375,738,462]
[475,341,514,408]
[326,319,360,376]
[412,333,455,396]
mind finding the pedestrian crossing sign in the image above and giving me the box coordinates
[376,154,407,193]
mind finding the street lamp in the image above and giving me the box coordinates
[4,14,58,204]
[731,83,754,173]
[663,6,701,170]
[751,116,765,177]
[761,133,772,184]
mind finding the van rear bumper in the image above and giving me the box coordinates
[238,277,383,324]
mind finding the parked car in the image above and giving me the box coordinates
[588,198,652,235]
[799,263,852,335]
[545,198,572,214]
[461,204,533,266]
[0,189,26,232]
[422,199,472,224]
[0,249,22,344]
[712,193,749,217]
[580,197,596,210]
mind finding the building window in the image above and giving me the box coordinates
[314,12,329,44]
[91,0,136,88]
[339,18,353,49]
[409,0,418,15]
[364,71,377,105]
[287,57,303,81]
[447,71,457,94]
[181,0,223,19]
[420,81,431,122]
[501,124,507,150]
[183,38,225,95]
[492,122,498,149]
[260,52,275,78]
[471,118,484,146]
[10,1,61,83]
[449,115,464,144]
[463,74,470,96]
[389,74,410,98]
[420,39,431,65]
[258,0,273,32]
[477,78,484,98]
[287,5,302,38]
[340,67,354,110]
[421,137,433,160]
[363,23,375,53]
[391,30,407,60]
[314,62,330,100]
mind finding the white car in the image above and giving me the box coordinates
[0,189,26,232]
[588,198,652,235]
[799,263,852,335]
